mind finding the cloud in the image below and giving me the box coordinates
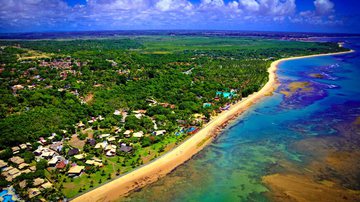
[290,0,338,26]
[314,0,334,15]
[199,0,225,9]
[155,0,193,11]
[238,0,296,17]
[0,0,346,32]
[239,0,260,12]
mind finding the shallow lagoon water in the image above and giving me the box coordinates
[122,38,360,202]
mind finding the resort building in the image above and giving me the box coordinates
[40,182,53,190]
[19,143,28,150]
[9,156,25,165]
[11,146,20,154]
[18,163,29,170]
[28,188,41,199]
[33,178,45,187]
[0,159,7,169]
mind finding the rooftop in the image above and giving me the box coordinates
[68,165,85,174]
[9,156,25,165]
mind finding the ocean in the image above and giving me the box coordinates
[122,38,360,202]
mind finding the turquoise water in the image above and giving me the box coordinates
[0,190,8,196]
[123,38,360,201]
[3,195,14,202]
[0,189,14,202]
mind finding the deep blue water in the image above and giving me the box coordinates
[123,38,360,202]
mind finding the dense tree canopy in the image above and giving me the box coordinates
[0,36,347,148]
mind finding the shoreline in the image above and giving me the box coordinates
[72,49,354,202]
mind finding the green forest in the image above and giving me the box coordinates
[0,36,347,148]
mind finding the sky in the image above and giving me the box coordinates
[0,0,359,33]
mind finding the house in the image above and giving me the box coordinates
[113,110,121,116]
[74,154,86,160]
[21,169,32,174]
[106,150,116,157]
[7,167,20,176]
[85,160,103,167]
[133,131,144,138]
[29,166,36,172]
[28,188,41,199]
[9,156,25,165]
[87,139,96,146]
[11,146,20,154]
[33,178,45,187]
[153,130,166,136]
[41,151,55,159]
[123,130,132,137]
[19,180,27,189]
[105,145,117,157]
[119,144,133,153]
[56,161,66,170]
[33,147,43,156]
[152,120,158,130]
[95,141,108,149]
[0,159,7,169]
[49,142,63,152]
[77,121,85,128]
[107,136,116,142]
[48,133,56,142]
[26,142,32,149]
[99,134,110,139]
[121,112,128,123]
[114,127,122,134]
[92,157,102,162]
[19,144,28,150]
[40,182,53,190]
[105,145,116,151]
[134,113,143,119]
[48,157,60,167]
[67,148,80,156]
[67,165,85,176]
[2,167,21,181]
[18,163,29,170]
[39,137,47,145]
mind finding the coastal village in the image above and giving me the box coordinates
[0,103,235,201]
[0,55,239,201]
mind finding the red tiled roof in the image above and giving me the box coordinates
[56,161,66,169]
